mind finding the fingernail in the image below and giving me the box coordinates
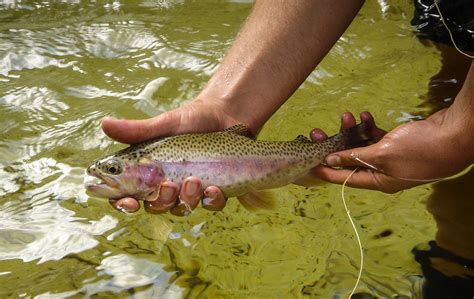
[160,185,175,201]
[325,155,341,167]
[312,132,325,141]
[185,181,200,196]
[100,116,111,124]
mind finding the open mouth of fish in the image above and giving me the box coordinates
[84,172,125,199]
[84,175,106,187]
[84,172,120,188]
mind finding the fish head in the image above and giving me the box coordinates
[85,155,164,201]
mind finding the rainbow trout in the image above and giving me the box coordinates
[85,123,369,208]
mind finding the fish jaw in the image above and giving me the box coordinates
[85,159,165,201]
[85,181,126,199]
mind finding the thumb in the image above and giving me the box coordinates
[101,111,181,144]
[324,144,382,172]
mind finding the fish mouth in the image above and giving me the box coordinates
[85,171,120,188]
[84,171,123,199]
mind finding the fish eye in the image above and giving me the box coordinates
[105,160,122,175]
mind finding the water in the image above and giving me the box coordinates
[0,0,468,297]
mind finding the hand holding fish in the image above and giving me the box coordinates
[313,89,474,193]
[90,105,372,215]
[101,99,249,144]
[96,67,474,214]
[101,99,241,215]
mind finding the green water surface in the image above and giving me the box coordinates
[0,0,454,297]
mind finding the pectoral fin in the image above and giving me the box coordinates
[292,172,326,187]
[237,190,276,210]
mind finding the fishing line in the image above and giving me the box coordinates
[340,3,473,290]
[341,167,363,298]
[180,198,193,216]
[350,153,448,183]
[340,164,442,299]
[433,0,474,59]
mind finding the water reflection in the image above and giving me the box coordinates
[0,0,454,297]
[35,254,182,298]
[0,199,117,263]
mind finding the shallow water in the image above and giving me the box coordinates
[0,0,458,297]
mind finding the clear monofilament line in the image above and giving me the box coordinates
[342,167,363,298]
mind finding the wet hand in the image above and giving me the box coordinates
[311,110,473,193]
[101,99,238,215]
[109,177,227,215]
[101,98,247,144]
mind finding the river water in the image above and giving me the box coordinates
[0,0,464,297]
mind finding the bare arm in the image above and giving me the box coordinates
[199,0,365,133]
[102,0,366,214]
[102,0,364,142]
[312,61,474,193]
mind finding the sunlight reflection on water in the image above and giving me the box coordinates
[0,200,117,263]
[0,0,444,297]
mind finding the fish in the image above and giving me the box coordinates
[85,123,370,209]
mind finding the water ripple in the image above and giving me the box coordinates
[0,200,117,263]
[36,254,183,298]
[1,86,69,120]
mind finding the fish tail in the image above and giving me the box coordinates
[328,122,372,151]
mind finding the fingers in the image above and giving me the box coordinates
[109,197,141,213]
[311,165,420,194]
[111,177,227,216]
[322,111,386,170]
[341,111,356,130]
[311,165,382,189]
[202,186,227,211]
[310,111,374,143]
[101,111,181,144]
[359,111,386,141]
[310,128,328,142]
[100,101,228,144]
[144,181,178,214]
[325,144,381,171]
[170,177,203,216]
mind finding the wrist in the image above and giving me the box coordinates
[195,85,273,134]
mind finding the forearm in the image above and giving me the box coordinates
[450,61,474,164]
[197,0,364,133]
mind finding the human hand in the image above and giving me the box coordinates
[310,109,473,193]
[101,98,247,144]
[109,177,226,216]
[102,99,238,215]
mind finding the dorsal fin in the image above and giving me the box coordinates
[222,124,254,139]
[293,135,312,143]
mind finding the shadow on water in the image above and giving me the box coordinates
[417,42,472,113]
[413,168,474,298]
[412,42,474,298]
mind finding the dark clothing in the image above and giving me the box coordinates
[411,0,474,51]
[413,241,474,299]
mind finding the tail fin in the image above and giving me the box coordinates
[328,122,372,151]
